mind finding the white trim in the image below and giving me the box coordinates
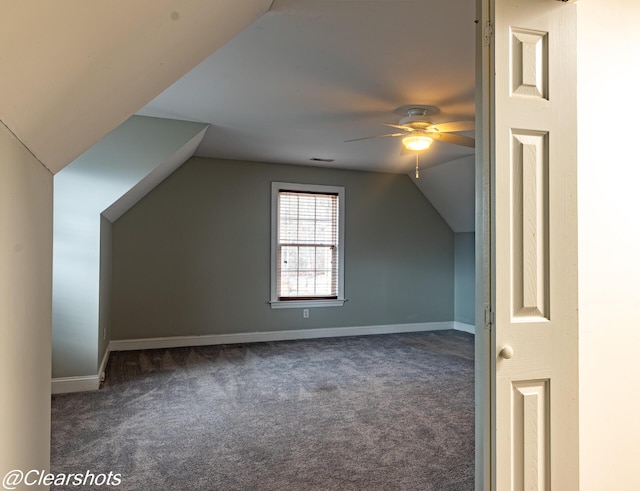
[453,321,476,334]
[52,346,112,394]
[51,376,100,394]
[98,344,111,382]
[110,322,455,352]
[54,322,463,393]
[270,298,345,309]
[270,182,346,308]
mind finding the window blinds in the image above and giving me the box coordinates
[277,190,339,300]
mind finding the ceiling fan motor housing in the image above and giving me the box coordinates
[398,116,435,130]
[398,107,437,130]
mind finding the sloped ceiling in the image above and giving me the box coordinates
[0,0,271,173]
[2,1,477,231]
[138,0,477,231]
[412,156,475,233]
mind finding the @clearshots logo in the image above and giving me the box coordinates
[2,469,122,489]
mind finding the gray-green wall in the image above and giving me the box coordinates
[98,216,112,368]
[111,157,455,339]
[52,116,207,378]
[454,232,475,325]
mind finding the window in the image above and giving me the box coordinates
[270,182,345,309]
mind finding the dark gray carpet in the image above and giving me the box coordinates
[51,330,474,490]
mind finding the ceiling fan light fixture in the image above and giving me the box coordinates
[402,134,433,151]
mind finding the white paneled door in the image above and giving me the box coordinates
[490,0,578,489]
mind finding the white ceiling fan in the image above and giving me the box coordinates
[345,105,475,152]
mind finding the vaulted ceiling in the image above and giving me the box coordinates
[139,1,476,172]
[1,0,476,231]
[139,0,477,231]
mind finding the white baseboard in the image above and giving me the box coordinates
[109,321,456,351]
[51,347,111,394]
[453,321,476,334]
[51,375,100,394]
[53,322,465,394]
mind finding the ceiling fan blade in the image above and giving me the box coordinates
[429,132,475,148]
[429,121,475,133]
[382,123,412,132]
[344,133,404,143]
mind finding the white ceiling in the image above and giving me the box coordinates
[138,0,477,231]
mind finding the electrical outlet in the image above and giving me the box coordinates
[303,309,309,318]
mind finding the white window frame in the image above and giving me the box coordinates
[270,182,345,309]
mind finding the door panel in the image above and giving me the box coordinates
[510,129,549,322]
[512,379,550,491]
[492,1,578,489]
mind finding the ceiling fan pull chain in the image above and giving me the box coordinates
[415,152,420,179]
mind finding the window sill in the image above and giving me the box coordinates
[270,299,345,309]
